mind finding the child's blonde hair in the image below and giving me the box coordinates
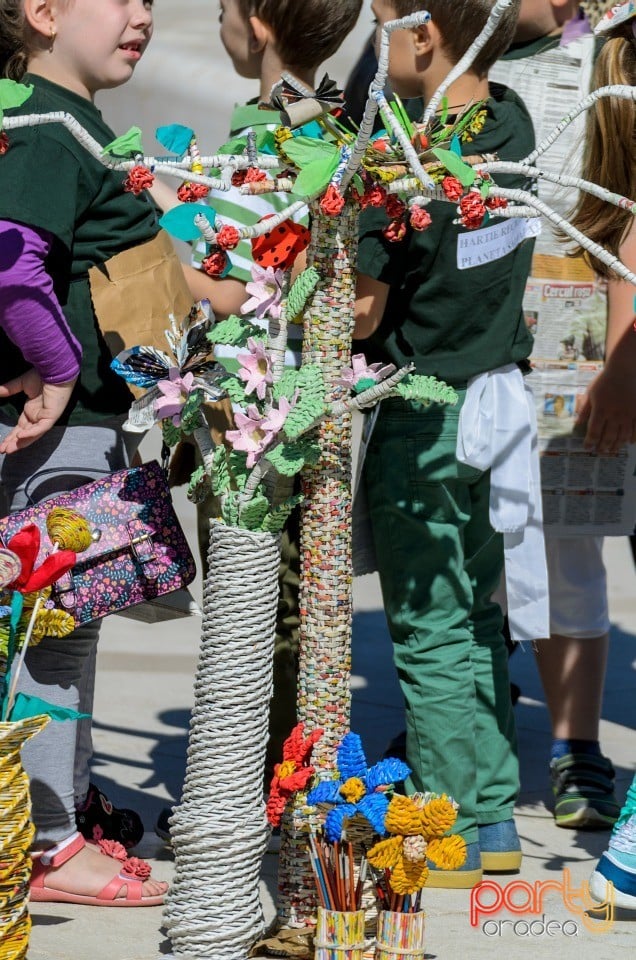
[237,0,362,71]
[571,33,636,275]
[392,0,521,77]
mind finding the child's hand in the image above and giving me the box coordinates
[0,369,77,454]
[577,361,636,455]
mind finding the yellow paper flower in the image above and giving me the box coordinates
[46,507,92,552]
[367,792,466,895]
[31,608,76,643]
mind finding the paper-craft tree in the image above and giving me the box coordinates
[2,3,636,958]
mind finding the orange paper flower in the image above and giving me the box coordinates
[266,722,323,827]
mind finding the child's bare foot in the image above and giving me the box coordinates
[31,834,167,905]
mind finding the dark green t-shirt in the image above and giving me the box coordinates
[0,75,160,423]
[356,83,536,387]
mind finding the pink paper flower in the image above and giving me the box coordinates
[226,405,276,467]
[260,393,298,435]
[337,354,397,391]
[237,338,274,400]
[154,367,196,426]
[241,264,285,320]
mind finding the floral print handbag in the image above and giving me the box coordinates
[0,461,196,624]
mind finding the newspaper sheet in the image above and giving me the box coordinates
[492,36,636,535]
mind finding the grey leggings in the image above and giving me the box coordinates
[0,415,135,846]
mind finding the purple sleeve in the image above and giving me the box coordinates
[0,219,82,383]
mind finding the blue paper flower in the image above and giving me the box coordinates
[306,732,411,842]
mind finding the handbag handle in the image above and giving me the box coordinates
[22,467,114,508]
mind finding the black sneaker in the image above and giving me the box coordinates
[75,782,144,849]
[550,753,621,830]
[154,805,173,845]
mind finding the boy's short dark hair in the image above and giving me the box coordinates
[238,0,362,71]
[392,0,521,76]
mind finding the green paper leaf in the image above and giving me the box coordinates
[256,130,277,155]
[159,203,215,242]
[155,124,194,156]
[291,155,340,200]
[431,147,475,187]
[279,135,339,171]
[211,446,231,497]
[238,492,270,530]
[219,375,248,405]
[102,126,144,159]
[438,96,449,128]
[218,136,247,155]
[394,374,458,406]
[284,267,321,322]
[209,314,265,347]
[222,492,240,527]
[262,492,304,533]
[0,79,33,111]
[10,692,90,723]
[450,135,462,157]
[480,180,491,200]
[265,438,321,476]
[273,368,302,400]
[187,465,211,504]
[280,366,325,440]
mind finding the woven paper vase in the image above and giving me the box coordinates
[375,910,426,960]
[0,715,49,960]
[277,204,359,933]
[163,521,281,960]
[314,908,365,960]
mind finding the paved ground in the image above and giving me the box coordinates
[27,432,636,959]
[26,3,635,957]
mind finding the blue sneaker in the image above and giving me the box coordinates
[590,780,636,911]
[479,819,522,873]
[426,840,482,889]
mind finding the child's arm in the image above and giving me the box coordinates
[354,273,390,339]
[181,263,250,319]
[0,221,81,382]
[0,220,81,452]
[577,222,636,455]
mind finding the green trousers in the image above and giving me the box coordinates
[363,395,519,844]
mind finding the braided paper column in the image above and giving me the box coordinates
[276,204,359,928]
[163,520,280,959]
[0,715,49,960]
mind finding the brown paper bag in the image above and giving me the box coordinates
[90,228,235,444]
[88,229,195,356]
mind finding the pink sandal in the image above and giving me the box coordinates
[30,832,166,907]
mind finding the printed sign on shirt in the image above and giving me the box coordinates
[457,217,541,270]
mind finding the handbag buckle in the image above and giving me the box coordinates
[55,570,76,610]
[126,520,160,579]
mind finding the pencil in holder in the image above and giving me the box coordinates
[314,906,366,960]
[375,909,426,960]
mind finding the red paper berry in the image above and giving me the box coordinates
[441,176,464,202]
[320,184,345,216]
[216,225,241,250]
[459,192,487,230]
[177,181,209,202]
[202,250,228,277]
[409,205,433,231]
[123,165,155,195]
[0,132,10,155]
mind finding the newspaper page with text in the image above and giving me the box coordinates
[492,34,636,535]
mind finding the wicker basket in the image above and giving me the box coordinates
[0,715,49,960]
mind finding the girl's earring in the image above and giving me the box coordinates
[49,28,56,53]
